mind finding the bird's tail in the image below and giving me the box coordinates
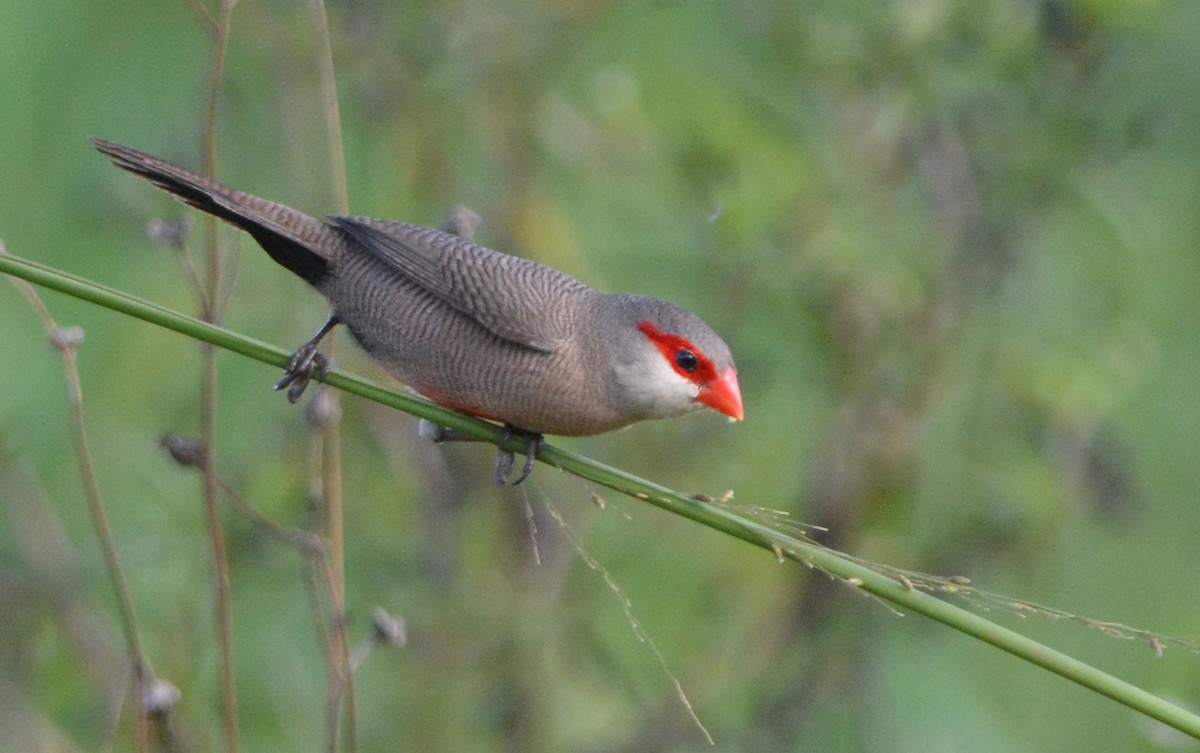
[91,138,334,286]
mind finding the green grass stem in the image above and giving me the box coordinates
[3,249,1198,741]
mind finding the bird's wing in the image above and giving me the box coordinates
[330,216,586,352]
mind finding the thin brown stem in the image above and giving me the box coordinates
[307,395,355,753]
[308,2,355,748]
[159,434,327,557]
[184,0,218,36]
[222,478,327,555]
[309,0,349,217]
[323,405,355,751]
[177,239,210,314]
[147,218,209,312]
[198,2,239,751]
[3,245,151,752]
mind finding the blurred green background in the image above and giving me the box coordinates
[3,0,1200,750]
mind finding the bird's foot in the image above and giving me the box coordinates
[494,425,543,486]
[418,419,542,485]
[274,344,329,403]
[273,315,339,403]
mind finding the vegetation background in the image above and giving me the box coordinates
[2,0,1200,750]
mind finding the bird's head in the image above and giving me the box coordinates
[606,296,743,423]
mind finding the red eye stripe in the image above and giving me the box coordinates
[637,321,719,384]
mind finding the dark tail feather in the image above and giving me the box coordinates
[91,138,333,286]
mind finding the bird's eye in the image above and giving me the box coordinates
[675,349,699,372]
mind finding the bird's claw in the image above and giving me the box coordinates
[494,426,543,486]
[274,344,330,403]
[419,420,543,485]
[274,315,339,403]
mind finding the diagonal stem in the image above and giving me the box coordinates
[3,249,1200,741]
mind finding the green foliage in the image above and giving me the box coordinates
[4,1,1200,751]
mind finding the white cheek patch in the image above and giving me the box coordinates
[615,349,702,419]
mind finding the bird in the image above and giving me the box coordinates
[92,138,743,484]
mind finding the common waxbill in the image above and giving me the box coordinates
[92,138,743,483]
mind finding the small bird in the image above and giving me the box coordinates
[92,138,743,483]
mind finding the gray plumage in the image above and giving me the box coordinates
[92,138,738,437]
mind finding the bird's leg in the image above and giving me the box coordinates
[274,315,339,403]
[494,425,544,486]
[421,419,543,485]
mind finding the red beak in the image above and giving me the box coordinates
[697,367,744,421]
